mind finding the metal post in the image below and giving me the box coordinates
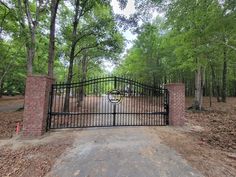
[114,76,117,89]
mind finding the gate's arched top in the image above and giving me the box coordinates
[53,76,167,92]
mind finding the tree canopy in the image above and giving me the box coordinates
[0,0,236,109]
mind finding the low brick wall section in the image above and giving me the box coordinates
[23,75,54,137]
[165,83,185,126]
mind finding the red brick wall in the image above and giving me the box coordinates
[165,83,185,126]
[23,75,54,137]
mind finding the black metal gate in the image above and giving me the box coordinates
[47,77,169,129]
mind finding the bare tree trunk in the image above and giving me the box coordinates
[0,79,3,98]
[201,67,205,106]
[77,55,87,106]
[232,63,236,96]
[24,0,45,74]
[26,34,35,74]
[64,0,80,112]
[17,0,36,74]
[48,0,60,77]
[234,81,236,97]
[209,73,212,107]
[24,0,36,74]
[221,45,227,102]
[128,82,132,97]
[192,64,204,110]
[210,63,221,102]
[23,0,48,74]
[153,76,157,87]
[63,43,77,112]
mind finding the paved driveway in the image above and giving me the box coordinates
[47,127,203,177]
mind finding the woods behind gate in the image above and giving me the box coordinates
[47,76,169,129]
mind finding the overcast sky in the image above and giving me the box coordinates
[111,0,138,47]
[103,0,138,72]
[103,0,162,73]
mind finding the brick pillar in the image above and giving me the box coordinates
[23,75,54,137]
[165,83,185,126]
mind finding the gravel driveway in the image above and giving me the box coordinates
[46,127,203,177]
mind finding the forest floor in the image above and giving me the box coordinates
[0,96,235,177]
[0,96,24,139]
[0,96,75,177]
[0,132,74,177]
[185,97,236,153]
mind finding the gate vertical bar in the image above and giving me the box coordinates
[113,76,117,126]
[165,90,169,125]
[113,104,116,126]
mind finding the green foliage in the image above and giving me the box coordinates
[0,0,236,98]
[116,0,236,97]
[0,0,124,95]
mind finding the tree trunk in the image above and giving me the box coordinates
[63,42,76,112]
[153,76,157,87]
[234,80,236,97]
[64,0,80,112]
[210,64,221,102]
[77,55,87,106]
[209,71,212,107]
[221,45,227,102]
[26,30,35,74]
[192,65,204,110]
[216,84,221,101]
[24,0,37,75]
[0,79,3,98]
[48,0,60,77]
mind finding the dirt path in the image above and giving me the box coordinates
[0,96,24,112]
[0,103,23,112]
[46,127,203,177]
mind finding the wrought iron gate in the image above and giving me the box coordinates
[47,77,169,129]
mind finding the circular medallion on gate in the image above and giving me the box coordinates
[108,90,124,104]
